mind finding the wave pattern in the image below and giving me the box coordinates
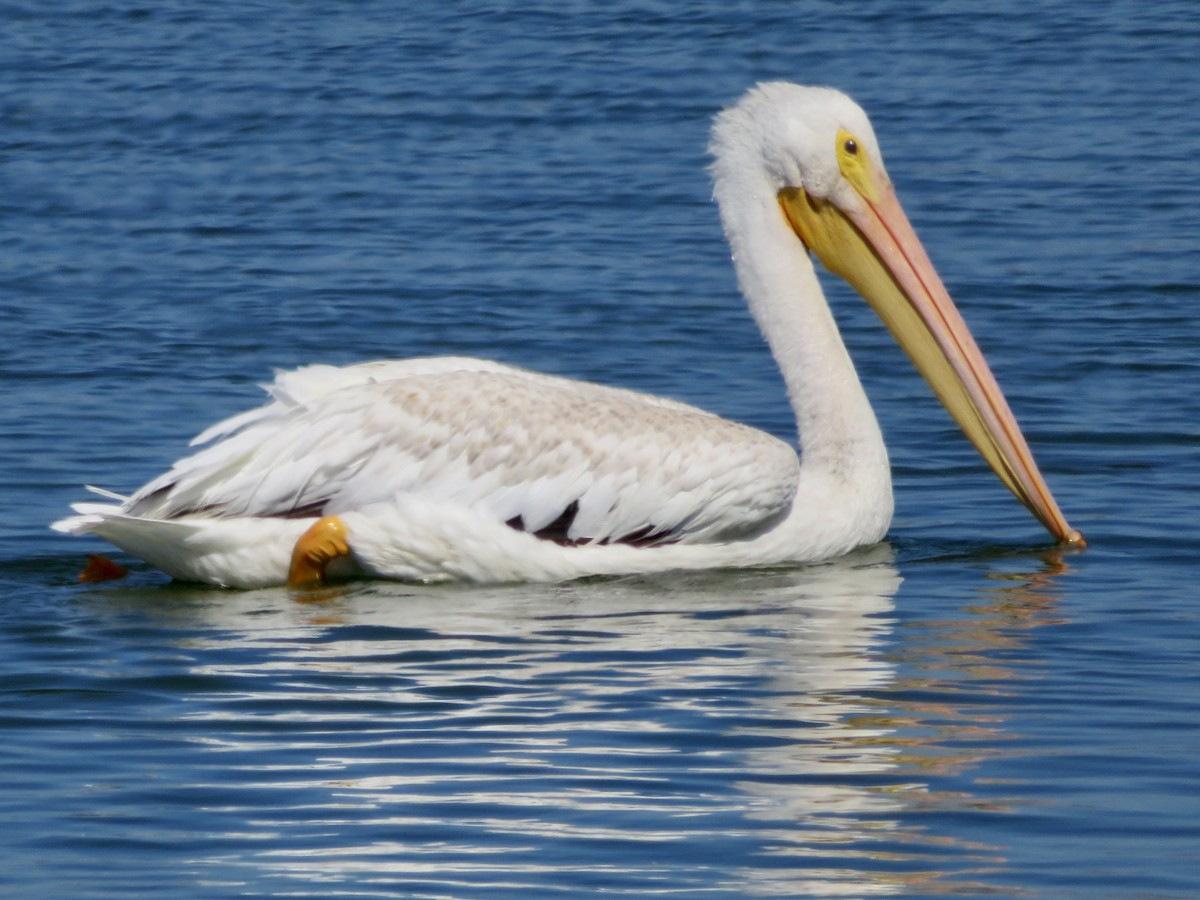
[3,0,1199,896]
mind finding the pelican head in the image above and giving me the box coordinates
[713,83,1082,546]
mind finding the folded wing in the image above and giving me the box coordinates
[124,358,801,547]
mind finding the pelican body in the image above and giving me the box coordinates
[54,83,1081,588]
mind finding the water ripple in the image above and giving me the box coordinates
[5,1,1200,896]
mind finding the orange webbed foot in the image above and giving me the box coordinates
[78,554,130,583]
[287,515,351,588]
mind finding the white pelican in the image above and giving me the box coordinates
[54,83,1083,588]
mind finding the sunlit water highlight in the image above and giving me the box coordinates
[8,549,1102,897]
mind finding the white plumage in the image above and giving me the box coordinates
[54,83,1079,587]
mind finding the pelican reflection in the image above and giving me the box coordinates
[105,547,1074,896]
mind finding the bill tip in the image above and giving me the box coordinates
[1062,528,1086,548]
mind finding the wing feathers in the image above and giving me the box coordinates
[121,358,800,546]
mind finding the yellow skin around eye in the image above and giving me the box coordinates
[835,128,880,203]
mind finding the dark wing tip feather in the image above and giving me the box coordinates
[505,500,678,548]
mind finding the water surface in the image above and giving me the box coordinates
[3,1,1198,896]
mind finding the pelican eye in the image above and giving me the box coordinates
[835,128,878,201]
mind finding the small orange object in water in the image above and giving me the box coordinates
[79,554,130,583]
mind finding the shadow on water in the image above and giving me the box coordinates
[6,544,1077,898]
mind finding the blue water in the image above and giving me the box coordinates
[3,1,1199,896]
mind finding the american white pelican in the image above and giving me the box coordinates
[54,83,1083,588]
